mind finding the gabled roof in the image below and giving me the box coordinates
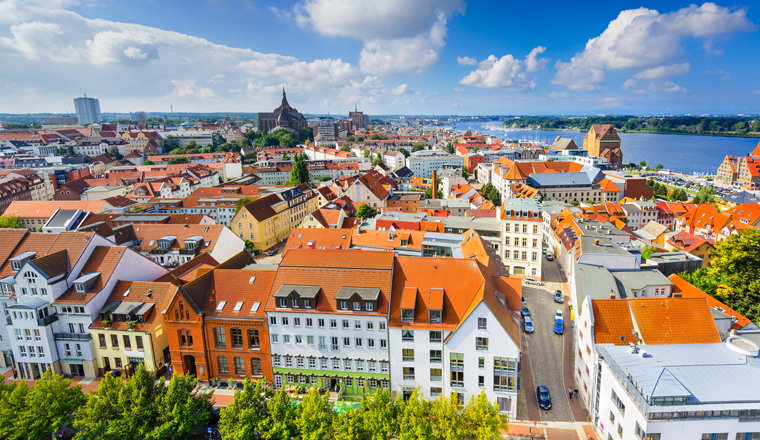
[6,200,110,218]
[629,298,721,345]
[669,274,753,330]
[278,248,394,270]
[0,231,94,278]
[91,280,179,331]
[27,249,69,279]
[54,246,127,304]
[203,269,277,318]
[592,300,636,345]
[283,228,352,255]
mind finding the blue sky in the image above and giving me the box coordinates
[0,0,757,115]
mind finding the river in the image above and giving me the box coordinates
[452,122,759,175]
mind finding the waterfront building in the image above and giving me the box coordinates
[583,124,623,168]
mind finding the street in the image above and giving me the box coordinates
[521,257,575,423]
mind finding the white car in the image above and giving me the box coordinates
[523,277,542,286]
[555,310,563,321]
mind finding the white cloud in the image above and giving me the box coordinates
[620,78,638,90]
[552,3,754,90]
[633,63,689,80]
[548,92,568,99]
[268,6,292,20]
[391,84,409,95]
[635,80,690,94]
[525,46,548,72]
[339,75,388,104]
[0,0,390,112]
[294,0,466,75]
[457,56,477,66]
[458,46,547,90]
[453,87,464,92]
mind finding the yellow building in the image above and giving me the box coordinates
[91,281,178,376]
[121,130,163,155]
[231,184,318,251]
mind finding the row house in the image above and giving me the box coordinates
[0,169,55,202]
[231,184,319,252]
[499,199,543,278]
[0,230,167,378]
[0,178,33,214]
[389,233,521,419]
[266,249,394,396]
[621,200,659,230]
[120,130,164,155]
[336,172,391,209]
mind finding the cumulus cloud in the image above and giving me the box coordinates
[457,56,477,66]
[458,46,548,90]
[391,84,409,95]
[294,0,466,75]
[633,63,690,80]
[0,0,391,112]
[551,3,754,90]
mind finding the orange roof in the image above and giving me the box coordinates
[592,300,635,345]
[0,231,94,278]
[278,248,394,270]
[283,228,352,255]
[91,280,179,331]
[629,298,721,345]
[5,200,110,218]
[54,246,127,304]
[750,141,760,157]
[669,274,752,330]
[352,229,427,251]
[203,269,277,318]
[400,287,418,309]
[598,178,622,193]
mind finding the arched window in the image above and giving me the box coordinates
[174,310,179,320]
[251,357,262,376]
[217,356,229,375]
[234,357,245,376]
[185,311,190,321]
[178,330,186,346]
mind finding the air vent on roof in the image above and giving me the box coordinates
[216,301,226,312]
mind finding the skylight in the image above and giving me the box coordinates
[123,288,130,297]
[249,276,256,284]
[233,301,244,312]
[251,302,260,312]
[216,301,226,312]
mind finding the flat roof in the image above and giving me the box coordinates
[612,270,673,296]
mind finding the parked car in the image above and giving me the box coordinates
[554,318,564,335]
[545,254,553,261]
[555,309,563,320]
[267,248,279,256]
[554,290,563,303]
[524,277,542,286]
[524,316,534,333]
[536,386,552,410]
[521,307,531,317]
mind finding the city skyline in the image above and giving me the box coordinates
[0,0,758,115]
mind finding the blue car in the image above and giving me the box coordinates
[554,317,564,335]
[536,386,552,410]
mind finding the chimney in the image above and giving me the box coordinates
[673,292,682,298]
[609,294,616,299]
[306,240,316,249]
[594,239,600,246]
[431,169,438,199]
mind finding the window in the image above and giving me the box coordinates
[611,389,626,414]
[478,376,485,387]
[250,358,262,375]
[403,367,415,380]
[403,349,415,361]
[304,299,312,309]
[285,356,293,367]
[294,317,301,327]
[429,309,441,323]
[231,328,243,348]
[234,357,245,376]
[34,329,41,340]
[430,350,442,363]
[332,358,340,370]
[319,336,327,350]
[306,318,313,328]
[270,316,277,325]
[431,387,442,398]
[331,337,339,351]
[357,377,365,388]
[379,322,386,331]
[343,337,350,347]
[114,357,121,368]
[283,335,290,344]
[479,357,485,368]
[282,317,289,326]
[273,355,281,367]
[356,360,364,371]
[123,336,131,349]
[340,301,348,310]
[367,338,375,348]
[401,309,414,322]
[296,357,304,368]
[330,319,337,329]
[320,358,328,369]
[248,329,260,347]
[476,337,489,350]
[307,335,314,345]
[367,321,374,330]
[344,359,352,370]
[318,318,325,328]
[342,319,349,329]
[478,318,487,329]
[402,330,414,341]
[380,339,387,349]
[366,302,374,312]
[99,334,106,347]
[610,411,616,424]
[450,353,464,387]
[271,334,278,343]
[217,356,229,375]
[355,338,362,348]
[295,335,302,344]
[308,357,316,369]
[214,328,226,347]
[291,299,299,308]
[19,346,26,357]
[430,368,442,381]
[353,301,361,311]
[355,320,361,330]
[111,334,119,348]
[136,336,144,349]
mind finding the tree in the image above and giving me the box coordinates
[75,371,127,440]
[346,136,356,142]
[464,391,507,440]
[445,143,454,154]
[426,187,444,199]
[300,127,315,142]
[107,146,123,160]
[143,159,155,165]
[569,200,580,206]
[372,155,383,167]
[234,197,253,215]
[340,145,351,151]
[585,200,595,205]
[356,203,379,220]
[168,156,189,164]
[641,244,656,260]
[150,374,213,440]
[0,214,23,229]
[692,186,716,204]
[656,163,664,170]
[6,369,86,440]
[640,160,647,168]
[289,152,310,185]
[164,135,180,151]
[362,389,398,440]
[219,378,272,440]
[462,169,470,179]
[295,388,333,440]
[398,388,433,440]
[398,148,410,158]
[260,388,297,440]
[363,149,371,158]
[412,144,425,153]
[481,182,501,206]
[333,404,367,440]
[430,393,466,440]
[356,136,365,142]
[709,229,760,316]
[283,154,291,160]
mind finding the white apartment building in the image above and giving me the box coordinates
[266,249,393,397]
[500,199,543,278]
[592,341,760,440]
[406,152,464,178]
[163,130,219,147]
[622,201,659,230]
[389,255,521,419]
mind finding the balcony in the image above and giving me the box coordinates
[55,332,92,341]
[179,247,199,255]
[37,313,58,326]
[149,248,170,255]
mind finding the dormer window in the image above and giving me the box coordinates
[430,310,442,323]
[340,301,348,310]
[278,298,286,308]
[401,309,414,322]
[365,302,373,312]
[75,283,85,293]
[304,299,312,309]
[353,301,361,311]
[292,299,299,308]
